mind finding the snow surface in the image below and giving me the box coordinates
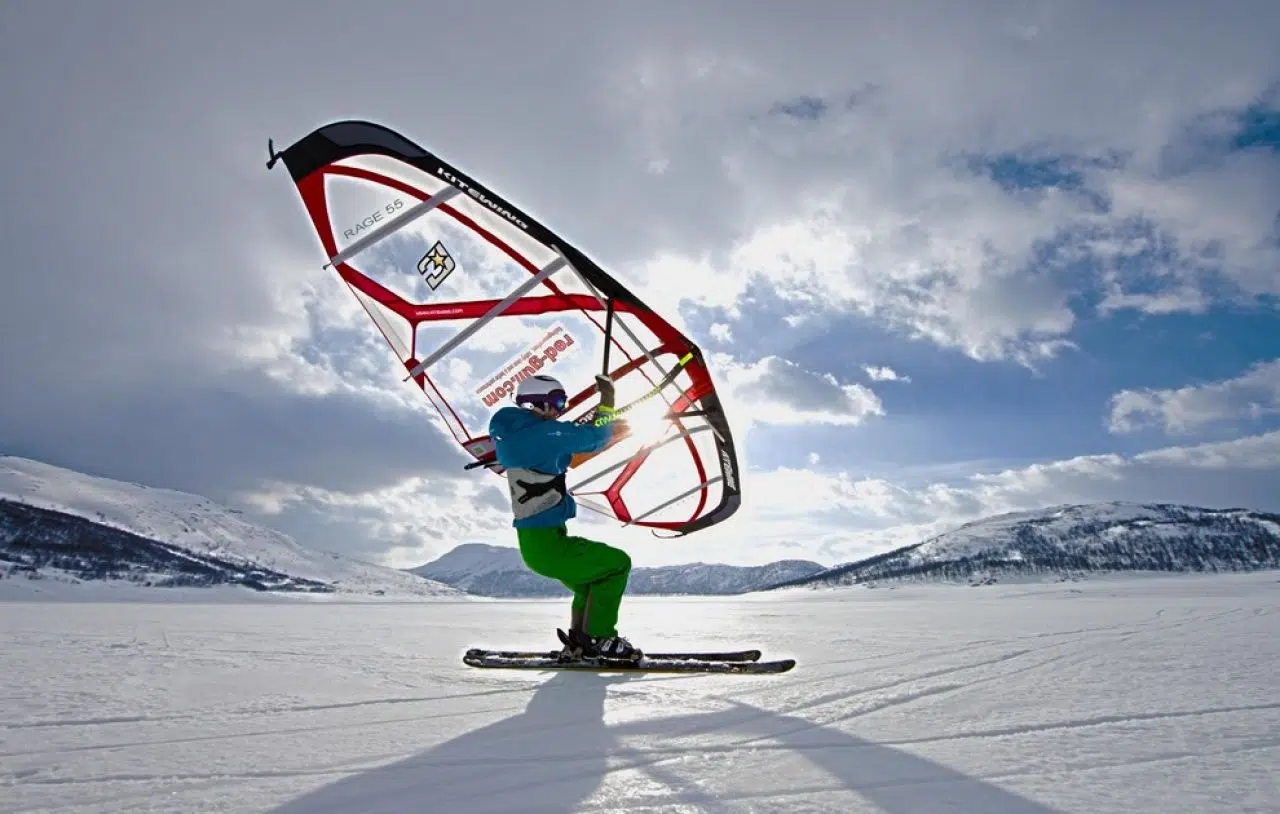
[2,571,1277,813]
[0,456,460,598]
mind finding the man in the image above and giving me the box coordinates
[488,372,641,662]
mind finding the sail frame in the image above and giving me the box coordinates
[269,121,741,536]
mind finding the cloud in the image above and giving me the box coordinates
[237,474,514,567]
[1108,358,1280,435]
[954,431,1280,516]
[594,7,1280,367]
[3,366,460,502]
[935,430,1279,519]
[717,355,885,427]
[1095,153,1280,315]
[654,192,1084,367]
[1133,428,1280,470]
[698,429,1280,566]
[864,365,910,383]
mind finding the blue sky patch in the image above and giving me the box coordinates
[1232,85,1280,153]
[770,95,828,121]
[967,153,1086,192]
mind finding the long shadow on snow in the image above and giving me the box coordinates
[269,672,621,814]
[618,701,1067,813]
[270,671,1064,814]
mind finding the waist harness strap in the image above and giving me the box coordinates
[506,468,568,520]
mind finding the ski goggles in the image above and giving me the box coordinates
[546,391,568,411]
[518,390,568,412]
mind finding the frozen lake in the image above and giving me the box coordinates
[2,572,1277,813]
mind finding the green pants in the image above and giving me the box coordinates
[516,525,631,639]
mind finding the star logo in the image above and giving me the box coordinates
[417,241,456,290]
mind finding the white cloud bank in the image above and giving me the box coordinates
[864,365,910,383]
[717,355,885,428]
[1108,359,1280,435]
[669,429,1280,567]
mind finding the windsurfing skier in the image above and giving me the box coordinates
[489,373,642,662]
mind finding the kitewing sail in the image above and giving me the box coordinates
[267,120,740,536]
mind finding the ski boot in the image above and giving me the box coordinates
[560,627,643,663]
[555,609,589,663]
[554,628,581,663]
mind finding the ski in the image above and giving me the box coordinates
[466,646,764,663]
[463,649,795,674]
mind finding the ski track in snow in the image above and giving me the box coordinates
[1,573,1277,813]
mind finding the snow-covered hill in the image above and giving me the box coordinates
[411,542,825,596]
[410,543,526,588]
[0,455,460,598]
[776,501,1280,589]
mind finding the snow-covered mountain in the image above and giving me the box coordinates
[776,502,1280,589]
[0,455,460,598]
[411,543,825,597]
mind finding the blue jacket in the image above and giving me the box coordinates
[489,406,615,528]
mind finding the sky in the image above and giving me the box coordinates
[2,1,1279,570]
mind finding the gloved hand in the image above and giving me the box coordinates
[595,374,616,409]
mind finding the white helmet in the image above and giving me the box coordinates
[515,374,567,412]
